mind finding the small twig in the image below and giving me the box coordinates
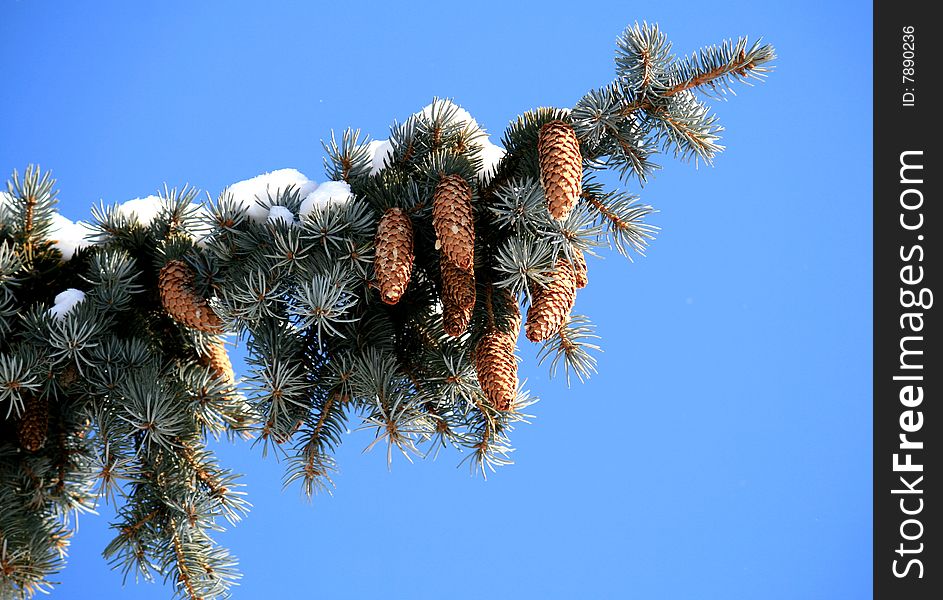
[583,192,630,232]
[120,508,160,538]
[621,52,761,116]
[168,518,201,600]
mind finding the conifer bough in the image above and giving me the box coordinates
[0,23,774,599]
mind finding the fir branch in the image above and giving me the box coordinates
[536,315,601,386]
[618,39,774,115]
[668,38,776,98]
[606,120,659,183]
[6,167,56,268]
[492,237,555,297]
[177,442,247,524]
[322,128,374,183]
[582,189,658,258]
[459,397,513,478]
[120,507,160,539]
[283,389,344,497]
[646,92,723,163]
[0,21,776,599]
[167,518,200,600]
[615,21,673,95]
[308,392,338,450]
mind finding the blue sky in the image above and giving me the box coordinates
[1,1,872,598]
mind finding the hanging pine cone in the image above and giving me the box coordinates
[538,120,582,220]
[525,258,577,342]
[17,394,49,452]
[572,249,588,289]
[443,301,473,337]
[374,207,415,305]
[441,259,475,312]
[474,330,517,412]
[159,259,224,333]
[440,254,477,338]
[432,174,475,271]
[201,339,235,387]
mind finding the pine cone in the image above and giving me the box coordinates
[375,207,415,305]
[201,339,235,387]
[538,120,582,220]
[432,174,475,271]
[17,394,48,452]
[441,260,475,312]
[474,331,517,411]
[159,260,224,333]
[572,249,588,289]
[525,258,577,342]
[443,301,473,337]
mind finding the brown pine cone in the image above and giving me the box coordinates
[201,339,235,387]
[374,207,414,305]
[538,120,582,220]
[432,174,475,271]
[474,330,517,412]
[443,300,473,337]
[17,394,49,452]
[441,260,475,312]
[572,249,588,289]
[525,258,577,342]
[159,260,224,333]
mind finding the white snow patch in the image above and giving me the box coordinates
[299,181,354,217]
[266,205,295,226]
[419,99,480,130]
[477,138,506,181]
[117,195,164,226]
[223,169,317,223]
[49,213,95,260]
[48,288,86,320]
[367,139,393,176]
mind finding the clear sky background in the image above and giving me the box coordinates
[1,1,872,598]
